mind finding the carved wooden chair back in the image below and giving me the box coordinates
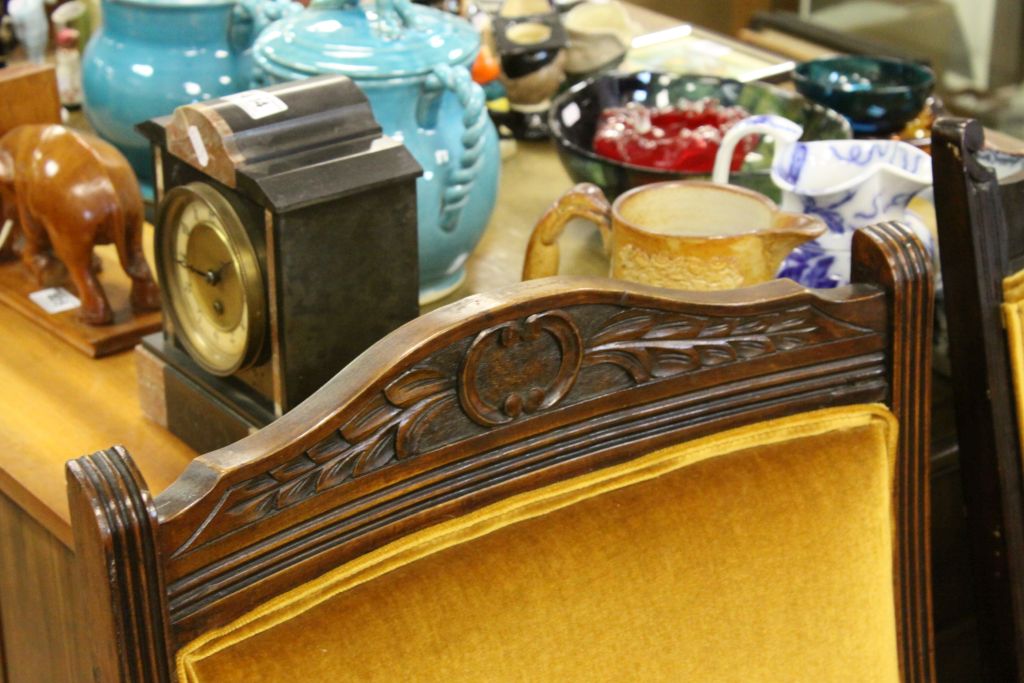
[931,117,1024,681]
[67,223,934,682]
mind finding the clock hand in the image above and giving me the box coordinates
[211,260,233,281]
[176,258,225,286]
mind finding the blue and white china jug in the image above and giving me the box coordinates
[82,0,300,197]
[252,0,501,303]
[712,114,932,288]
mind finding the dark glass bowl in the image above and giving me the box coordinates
[548,72,852,201]
[793,56,935,136]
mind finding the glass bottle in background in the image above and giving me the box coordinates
[55,28,83,109]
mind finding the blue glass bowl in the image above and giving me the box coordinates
[793,56,935,136]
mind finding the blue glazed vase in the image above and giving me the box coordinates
[252,0,501,303]
[81,0,299,197]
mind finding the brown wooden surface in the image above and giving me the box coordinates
[0,64,61,137]
[66,221,936,682]
[0,238,195,548]
[0,253,161,357]
[0,492,91,682]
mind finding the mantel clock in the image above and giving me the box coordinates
[138,75,422,453]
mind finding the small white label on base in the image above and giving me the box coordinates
[187,125,210,168]
[29,287,81,314]
[225,90,289,120]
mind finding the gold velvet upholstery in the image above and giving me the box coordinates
[179,404,900,682]
[1004,268,1024,457]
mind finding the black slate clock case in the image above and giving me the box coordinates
[138,75,422,453]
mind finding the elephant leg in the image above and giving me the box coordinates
[115,217,160,313]
[47,220,113,325]
[17,203,66,286]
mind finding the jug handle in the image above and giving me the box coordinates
[230,0,302,54]
[523,183,612,280]
[711,114,804,186]
[425,63,490,233]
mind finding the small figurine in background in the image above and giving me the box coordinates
[0,125,160,325]
[54,28,83,108]
[7,0,48,63]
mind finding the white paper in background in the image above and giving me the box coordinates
[29,287,81,314]
[225,90,289,120]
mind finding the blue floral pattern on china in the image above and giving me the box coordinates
[713,114,933,288]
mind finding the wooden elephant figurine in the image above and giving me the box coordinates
[0,124,160,325]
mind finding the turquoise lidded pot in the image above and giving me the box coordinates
[82,0,300,197]
[253,0,500,303]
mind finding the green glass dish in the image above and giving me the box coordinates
[548,72,852,201]
[793,56,935,136]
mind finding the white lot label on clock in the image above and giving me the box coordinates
[225,90,289,120]
[187,125,210,168]
[29,287,81,314]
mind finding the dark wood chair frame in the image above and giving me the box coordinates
[66,222,935,682]
[932,117,1024,681]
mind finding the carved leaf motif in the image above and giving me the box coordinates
[588,312,655,346]
[732,319,770,335]
[386,366,455,407]
[177,302,872,557]
[226,490,278,524]
[733,339,772,358]
[353,430,397,477]
[585,349,653,383]
[649,350,699,378]
[340,396,402,443]
[699,322,732,338]
[641,319,702,340]
[768,316,810,333]
[777,335,805,351]
[698,345,737,366]
[395,393,458,459]
[316,448,361,491]
[269,454,318,482]
[307,432,350,464]
[584,306,830,383]
[276,471,320,509]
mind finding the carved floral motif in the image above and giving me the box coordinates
[176,302,868,554]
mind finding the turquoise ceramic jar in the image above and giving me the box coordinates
[253,0,500,302]
[82,0,298,196]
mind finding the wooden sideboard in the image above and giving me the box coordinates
[0,6,1020,680]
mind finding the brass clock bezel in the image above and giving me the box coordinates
[157,182,267,377]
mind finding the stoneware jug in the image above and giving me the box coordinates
[712,114,932,288]
[252,0,501,303]
[523,181,824,291]
[81,0,300,197]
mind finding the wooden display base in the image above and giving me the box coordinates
[0,248,161,357]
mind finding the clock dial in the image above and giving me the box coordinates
[157,182,266,376]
